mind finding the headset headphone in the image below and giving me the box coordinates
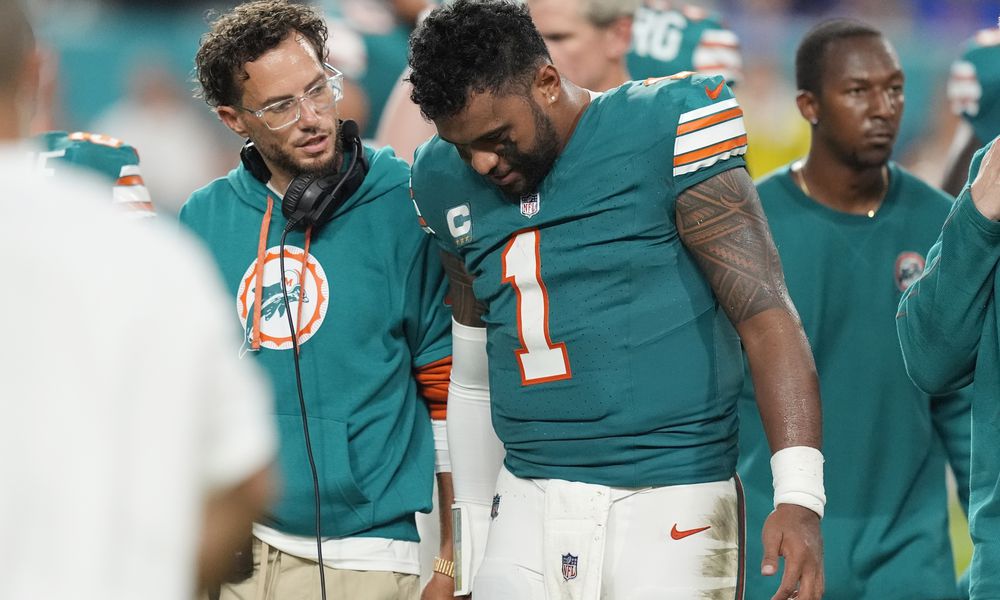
[240,119,370,230]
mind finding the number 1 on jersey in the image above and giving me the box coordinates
[501,229,572,385]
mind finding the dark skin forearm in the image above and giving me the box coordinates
[439,251,486,327]
[677,167,824,600]
[422,472,465,599]
[435,472,456,561]
[675,168,821,450]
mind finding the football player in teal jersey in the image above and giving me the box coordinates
[30,130,154,218]
[942,26,1000,196]
[375,0,741,164]
[899,134,1000,600]
[407,1,823,599]
[629,0,741,83]
[528,0,741,93]
[186,2,458,599]
[737,20,971,600]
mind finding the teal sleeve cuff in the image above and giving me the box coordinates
[958,187,1000,240]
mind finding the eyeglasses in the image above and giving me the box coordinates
[240,65,344,131]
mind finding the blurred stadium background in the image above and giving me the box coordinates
[28,0,987,573]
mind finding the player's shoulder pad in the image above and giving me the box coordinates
[627,72,745,179]
[37,131,140,182]
[630,71,737,114]
[411,135,462,191]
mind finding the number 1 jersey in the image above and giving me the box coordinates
[411,74,748,487]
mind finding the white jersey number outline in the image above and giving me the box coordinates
[501,229,572,385]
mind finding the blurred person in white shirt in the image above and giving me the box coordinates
[0,3,277,598]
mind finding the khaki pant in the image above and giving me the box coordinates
[218,537,419,600]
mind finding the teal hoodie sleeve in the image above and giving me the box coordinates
[931,389,972,513]
[403,227,452,370]
[897,142,1000,395]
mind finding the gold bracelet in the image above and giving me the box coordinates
[433,556,455,578]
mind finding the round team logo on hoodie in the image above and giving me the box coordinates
[237,246,329,350]
[894,251,926,292]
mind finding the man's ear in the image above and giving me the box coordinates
[604,16,633,62]
[217,105,250,138]
[534,63,562,106]
[796,90,819,126]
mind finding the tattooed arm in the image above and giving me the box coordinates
[676,167,824,600]
[440,251,486,327]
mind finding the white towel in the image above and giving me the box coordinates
[542,479,612,600]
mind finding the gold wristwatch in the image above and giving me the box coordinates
[433,556,455,578]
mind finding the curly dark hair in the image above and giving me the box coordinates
[195,0,328,107]
[408,0,551,121]
[796,19,881,95]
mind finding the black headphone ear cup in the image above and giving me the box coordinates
[282,174,319,222]
[240,140,272,183]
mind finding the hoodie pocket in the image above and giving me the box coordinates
[270,415,374,538]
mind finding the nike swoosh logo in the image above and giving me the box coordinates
[705,81,725,100]
[670,524,711,540]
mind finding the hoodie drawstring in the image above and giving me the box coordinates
[250,196,274,351]
[251,196,313,353]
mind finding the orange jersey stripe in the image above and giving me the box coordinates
[698,41,740,49]
[415,356,452,420]
[696,63,742,72]
[673,135,748,167]
[116,175,146,186]
[677,107,743,136]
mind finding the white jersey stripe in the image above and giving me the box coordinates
[673,146,747,177]
[675,117,747,156]
[678,98,739,124]
[113,184,152,205]
[699,28,740,47]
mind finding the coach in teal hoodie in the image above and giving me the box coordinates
[183,3,454,597]
[898,139,1000,600]
[182,140,450,541]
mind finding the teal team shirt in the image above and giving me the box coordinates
[411,74,748,487]
[740,164,970,599]
[180,146,451,541]
[628,1,742,84]
[898,142,1000,600]
[949,28,1000,144]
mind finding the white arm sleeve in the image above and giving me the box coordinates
[448,318,504,595]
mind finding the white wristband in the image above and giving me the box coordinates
[771,446,826,518]
[432,419,450,473]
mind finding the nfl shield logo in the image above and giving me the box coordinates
[561,553,578,581]
[520,192,540,218]
[491,494,501,519]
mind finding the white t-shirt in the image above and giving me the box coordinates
[0,146,276,600]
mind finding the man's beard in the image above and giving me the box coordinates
[497,101,561,201]
[257,127,342,180]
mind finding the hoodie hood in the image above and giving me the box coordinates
[227,144,410,223]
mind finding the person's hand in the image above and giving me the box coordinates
[970,141,1000,221]
[760,503,824,600]
[421,572,470,600]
